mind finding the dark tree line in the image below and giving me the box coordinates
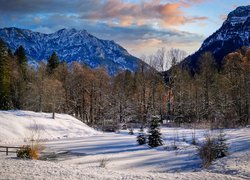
[166,47,250,127]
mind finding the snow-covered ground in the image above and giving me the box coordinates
[0,111,249,179]
[0,110,98,144]
[0,156,242,180]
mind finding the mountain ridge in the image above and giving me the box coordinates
[181,5,250,72]
[0,27,141,75]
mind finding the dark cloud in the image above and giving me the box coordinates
[0,0,208,26]
[0,0,79,14]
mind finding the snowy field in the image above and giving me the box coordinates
[0,111,249,179]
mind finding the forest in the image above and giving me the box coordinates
[0,38,249,128]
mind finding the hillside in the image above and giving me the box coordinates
[0,110,99,144]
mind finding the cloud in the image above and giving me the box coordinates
[0,0,207,57]
[0,0,208,27]
[79,22,205,56]
[79,0,208,27]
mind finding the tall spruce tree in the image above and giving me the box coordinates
[47,51,59,74]
[8,48,13,58]
[0,39,12,110]
[14,46,27,66]
[148,116,163,147]
[13,45,28,109]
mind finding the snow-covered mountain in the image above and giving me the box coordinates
[0,27,141,75]
[182,5,250,71]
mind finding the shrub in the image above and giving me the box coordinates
[30,144,44,160]
[198,135,217,168]
[17,145,32,159]
[16,144,44,160]
[198,130,229,168]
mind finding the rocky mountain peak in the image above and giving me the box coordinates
[0,27,141,75]
[227,5,250,19]
[181,5,250,72]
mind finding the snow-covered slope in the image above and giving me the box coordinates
[0,110,98,143]
[182,5,250,71]
[0,27,141,75]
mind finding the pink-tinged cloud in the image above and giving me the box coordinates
[179,0,207,8]
[85,0,208,27]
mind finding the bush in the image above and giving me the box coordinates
[17,145,32,159]
[198,135,217,168]
[198,130,228,168]
[16,144,44,160]
[30,144,44,160]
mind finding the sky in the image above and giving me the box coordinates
[0,0,249,58]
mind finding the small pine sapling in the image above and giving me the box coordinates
[137,126,146,145]
[128,128,134,135]
[216,129,228,158]
[148,116,163,148]
[191,128,197,145]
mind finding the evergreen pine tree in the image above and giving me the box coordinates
[14,45,27,66]
[216,129,228,158]
[13,46,28,109]
[148,116,163,147]
[128,128,134,135]
[137,126,146,145]
[0,39,12,110]
[14,45,28,77]
[47,51,59,74]
[7,48,13,58]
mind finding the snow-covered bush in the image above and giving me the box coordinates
[198,130,228,168]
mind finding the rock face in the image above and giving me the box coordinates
[182,5,250,72]
[0,27,141,75]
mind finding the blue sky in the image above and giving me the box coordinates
[0,0,249,57]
